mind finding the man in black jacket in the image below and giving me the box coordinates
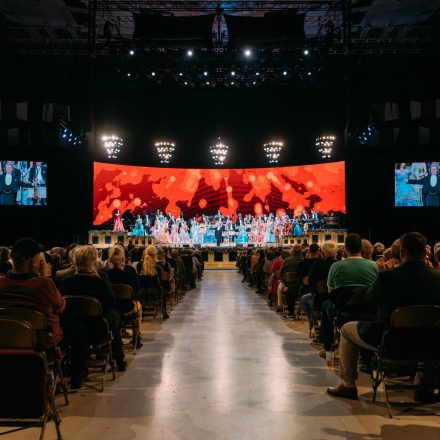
[327,232,440,400]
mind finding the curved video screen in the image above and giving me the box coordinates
[395,162,440,207]
[93,161,345,225]
[0,160,48,206]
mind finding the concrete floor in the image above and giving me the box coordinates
[3,270,440,440]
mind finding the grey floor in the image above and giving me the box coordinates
[4,270,440,439]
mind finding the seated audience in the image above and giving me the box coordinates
[327,232,440,401]
[319,233,378,358]
[59,245,126,371]
[280,244,304,317]
[361,239,373,260]
[0,246,12,275]
[0,238,65,344]
[300,241,337,326]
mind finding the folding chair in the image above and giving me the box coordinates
[63,295,115,392]
[309,281,327,338]
[0,317,62,440]
[111,284,141,355]
[138,276,163,322]
[283,271,302,319]
[0,307,69,406]
[372,304,440,418]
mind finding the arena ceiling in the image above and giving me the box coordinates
[0,0,439,36]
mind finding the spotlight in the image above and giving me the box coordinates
[283,71,287,76]
[244,49,252,57]
[209,138,229,166]
[263,140,284,164]
[184,81,188,85]
[179,72,183,76]
[187,49,193,57]
[155,141,176,164]
[102,135,123,159]
[206,81,210,85]
[315,135,336,159]
[129,49,135,56]
[256,72,260,76]
[151,72,156,76]
[203,71,208,76]
[304,49,309,55]
[231,81,235,85]
[307,71,312,76]
[231,71,235,76]
[126,73,131,77]
[252,81,256,85]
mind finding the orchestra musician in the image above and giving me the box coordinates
[214,220,225,247]
[28,161,47,206]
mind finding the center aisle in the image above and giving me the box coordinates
[43,270,439,440]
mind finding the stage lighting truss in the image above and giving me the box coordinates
[155,141,176,164]
[263,141,284,164]
[102,134,123,159]
[209,139,229,166]
[315,135,335,159]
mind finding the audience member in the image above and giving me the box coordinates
[0,246,12,275]
[327,232,440,401]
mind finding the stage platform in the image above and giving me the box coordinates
[88,229,347,249]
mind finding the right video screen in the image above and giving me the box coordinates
[395,162,440,207]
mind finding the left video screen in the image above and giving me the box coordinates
[0,161,48,206]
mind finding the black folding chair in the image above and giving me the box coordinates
[63,295,115,392]
[309,281,327,338]
[138,276,163,321]
[283,271,302,319]
[0,317,62,440]
[372,304,440,417]
[111,284,141,355]
[0,307,69,406]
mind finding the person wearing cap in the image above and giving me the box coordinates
[0,237,66,343]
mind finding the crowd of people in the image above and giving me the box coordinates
[237,232,440,403]
[113,209,343,246]
[0,239,204,390]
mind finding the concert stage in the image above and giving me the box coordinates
[88,229,347,249]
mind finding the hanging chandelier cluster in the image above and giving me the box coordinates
[315,135,335,159]
[263,141,284,164]
[155,141,176,164]
[209,139,229,166]
[102,134,123,159]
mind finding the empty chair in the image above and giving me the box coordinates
[0,317,62,440]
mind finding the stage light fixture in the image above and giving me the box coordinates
[231,81,235,85]
[127,73,131,77]
[244,49,252,57]
[231,71,236,76]
[155,141,176,164]
[184,81,188,85]
[129,49,135,56]
[179,72,183,76]
[187,49,193,57]
[102,135,123,159]
[203,71,208,76]
[283,70,287,76]
[206,81,210,85]
[307,71,312,76]
[263,140,284,164]
[151,71,156,76]
[209,138,229,166]
[304,49,309,55]
[315,135,335,159]
[256,72,260,76]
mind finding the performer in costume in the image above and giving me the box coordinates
[395,163,418,206]
[132,215,145,237]
[408,162,440,206]
[170,224,180,245]
[179,223,190,244]
[293,220,303,237]
[113,209,125,231]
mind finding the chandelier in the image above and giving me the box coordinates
[315,135,335,159]
[155,141,176,164]
[102,135,123,159]
[209,139,229,166]
[263,141,284,164]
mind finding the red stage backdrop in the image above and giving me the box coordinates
[93,161,346,225]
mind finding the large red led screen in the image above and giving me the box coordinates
[93,161,346,225]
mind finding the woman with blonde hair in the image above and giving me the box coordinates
[137,245,169,319]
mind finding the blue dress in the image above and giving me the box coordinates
[293,223,303,237]
[395,170,419,206]
[236,225,249,244]
[132,219,145,237]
